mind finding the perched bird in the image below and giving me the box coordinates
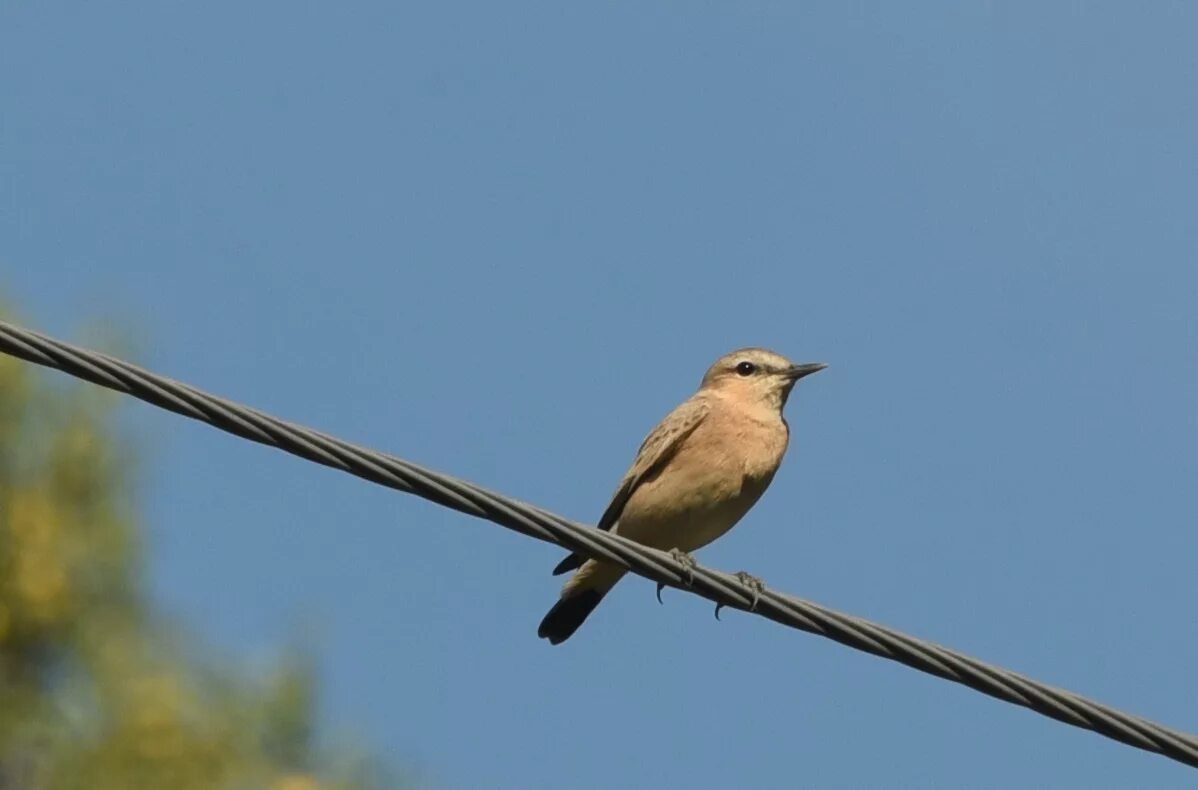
[537,348,826,645]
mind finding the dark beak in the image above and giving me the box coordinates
[785,362,828,381]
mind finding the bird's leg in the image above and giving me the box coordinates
[656,548,698,604]
[715,571,767,621]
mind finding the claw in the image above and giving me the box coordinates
[715,572,767,621]
[656,549,697,606]
[735,571,766,611]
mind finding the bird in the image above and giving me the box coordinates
[537,348,826,645]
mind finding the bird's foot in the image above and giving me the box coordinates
[670,548,698,582]
[735,571,766,610]
[656,548,698,604]
[715,571,767,621]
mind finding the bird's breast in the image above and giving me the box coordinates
[614,408,789,553]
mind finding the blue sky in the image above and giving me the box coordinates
[4,3,1197,788]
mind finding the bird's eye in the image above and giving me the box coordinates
[735,361,756,376]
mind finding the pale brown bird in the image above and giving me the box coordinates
[538,348,826,644]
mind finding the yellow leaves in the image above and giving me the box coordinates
[3,486,74,632]
[0,345,31,463]
[0,349,22,380]
[0,349,29,403]
[6,485,60,542]
[14,551,69,625]
[120,673,190,758]
[0,314,386,789]
[0,394,135,648]
[274,774,324,790]
[50,415,115,503]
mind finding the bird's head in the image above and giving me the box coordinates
[699,348,826,411]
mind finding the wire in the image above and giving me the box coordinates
[1,318,1195,769]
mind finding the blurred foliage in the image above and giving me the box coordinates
[0,317,388,790]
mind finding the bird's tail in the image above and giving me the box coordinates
[537,589,605,645]
[537,561,626,644]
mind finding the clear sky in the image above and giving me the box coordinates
[4,3,1197,788]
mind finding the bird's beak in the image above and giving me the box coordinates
[784,362,828,381]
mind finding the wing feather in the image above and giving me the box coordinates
[551,397,709,575]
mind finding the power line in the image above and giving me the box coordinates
[1,318,1195,770]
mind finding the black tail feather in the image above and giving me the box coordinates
[551,552,584,576]
[537,589,604,645]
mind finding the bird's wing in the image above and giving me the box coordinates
[551,396,709,575]
[596,397,709,531]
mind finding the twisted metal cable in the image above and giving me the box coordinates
[1,318,1195,769]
